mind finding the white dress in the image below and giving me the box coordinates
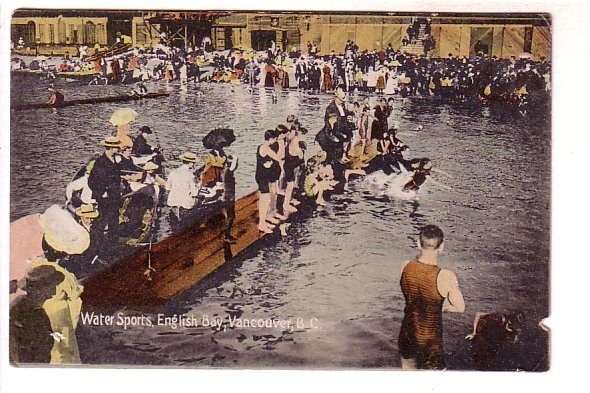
[367,68,378,89]
[166,164,199,209]
[384,73,398,95]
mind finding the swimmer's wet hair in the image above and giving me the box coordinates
[419,224,444,249]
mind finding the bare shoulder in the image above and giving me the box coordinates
[437,268,459,290]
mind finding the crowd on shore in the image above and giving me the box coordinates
[12,35,551,107]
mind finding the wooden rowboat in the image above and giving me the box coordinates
[80,191,266,308]
[11,91,172,111]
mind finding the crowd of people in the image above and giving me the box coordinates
[12,29,551,110]
[253,86,440,234]
[9,29,551,367]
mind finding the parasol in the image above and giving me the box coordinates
[202,128,236,150]
[109,108,138,126]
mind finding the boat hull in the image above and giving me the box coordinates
[80,191,264,308]
[11,91,171,111]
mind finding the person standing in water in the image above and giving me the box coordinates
[255,129,281,233]
[398,225,465,370]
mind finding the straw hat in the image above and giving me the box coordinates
[40,205,90,255]
[179,152,199,163]
[143,162,159,172]
[334,88,346,102]
[109,108,138,127]
[75,204,99,219]
[99,136,122,148]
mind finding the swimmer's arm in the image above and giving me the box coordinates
[438,269,465,313]
[260,145,281,161]
[465,312,487,340]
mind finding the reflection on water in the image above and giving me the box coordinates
[10,75,550,369]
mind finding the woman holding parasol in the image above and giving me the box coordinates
[109,107,138,149]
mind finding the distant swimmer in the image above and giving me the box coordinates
[47,88,65,106]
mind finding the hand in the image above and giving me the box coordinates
[465,333,475,340]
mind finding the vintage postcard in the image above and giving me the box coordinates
[5,6,552,377]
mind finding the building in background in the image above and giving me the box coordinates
[11,10,551,61]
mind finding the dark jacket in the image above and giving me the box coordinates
[87,153,122,203]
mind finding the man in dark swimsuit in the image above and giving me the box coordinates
[398,225,465,369]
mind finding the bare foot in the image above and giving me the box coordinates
[279,223,290,236]
[266,216,280,224]
[283,204,297,213]
[258,225,273,234]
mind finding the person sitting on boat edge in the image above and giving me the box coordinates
[132,126,157,157]
[68,204,101,268]
[304,150,339,206]
[166,152,200,224]
[375,125,410,175]
[200,147,227,200]
[140,161,166,200]
[65,159,96,210]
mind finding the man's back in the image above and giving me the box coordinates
[400,261,445,344]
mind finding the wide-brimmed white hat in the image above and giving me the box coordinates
[40,205,90,255]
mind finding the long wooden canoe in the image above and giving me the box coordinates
[11,91,172,111]
[80,191,270,308]
[11,68,98,78]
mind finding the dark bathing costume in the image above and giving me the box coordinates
[398,259,446,369]
[255,143,280,194]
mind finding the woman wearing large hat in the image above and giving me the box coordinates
[166,152,200,224]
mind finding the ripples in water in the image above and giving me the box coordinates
[11,76,550,369]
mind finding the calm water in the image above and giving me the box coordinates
[10,74,550,370]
